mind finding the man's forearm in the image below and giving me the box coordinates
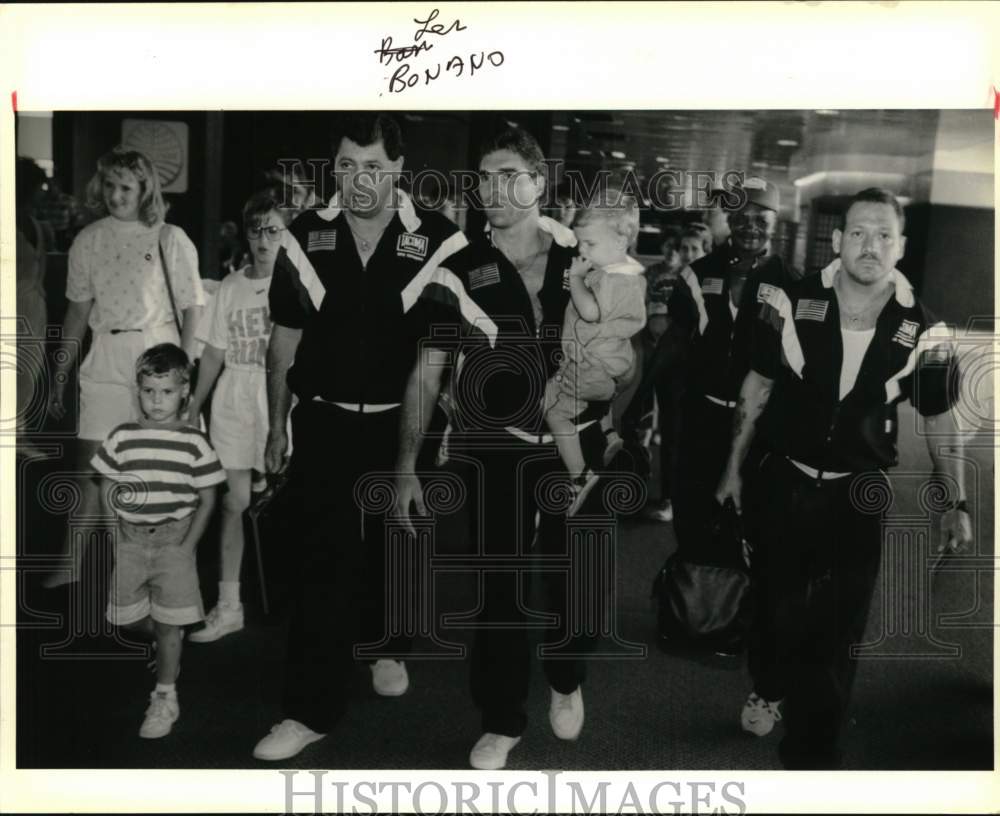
[726,370,774,472]
[397,354,444,471]
[922,410,967,502]
[266,326,301,434]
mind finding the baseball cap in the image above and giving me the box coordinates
[735,176,780,212]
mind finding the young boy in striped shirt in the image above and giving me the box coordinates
[92,343,226,738]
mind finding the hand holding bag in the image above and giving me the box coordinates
[652,499,754,654]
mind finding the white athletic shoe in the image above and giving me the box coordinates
[370,659,409,696]
[139,691,179,739]
[469,732,522,770]
[253,719,326,761]
[189,603,244,643]
[549,687,585,740]
[740,692,783,737]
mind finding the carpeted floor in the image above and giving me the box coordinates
[13,404,994,771]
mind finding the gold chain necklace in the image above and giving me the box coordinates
[345,213,390,253]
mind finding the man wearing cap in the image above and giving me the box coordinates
[715,186,972,769]
[664,177,795,566]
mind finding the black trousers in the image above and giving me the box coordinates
[453,429,602,737]
[749,454,886,764]
[671,395,737,561]
[281,400,410,732]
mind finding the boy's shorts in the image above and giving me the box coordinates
[209,368,268,472]
[107,515,204,627]
[545,360,617,427]
[78,324,180,441]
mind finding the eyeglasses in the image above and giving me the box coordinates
[247,225,285,240]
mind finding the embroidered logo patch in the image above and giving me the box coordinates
[795,298,828,322]
[307,230,337,252]
[397,233,428,260]
[469,262,501,290]
[892,319,920,348]
[757,282,778,303]
[701,277,724,295]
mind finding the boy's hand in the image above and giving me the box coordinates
[569,256,592,278]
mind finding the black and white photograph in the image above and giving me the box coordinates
[2,3,997,814]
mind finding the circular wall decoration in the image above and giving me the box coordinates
[121,119,187,191]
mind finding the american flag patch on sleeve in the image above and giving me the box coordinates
[469,262,501,290]
[795,298,828,321]
[892,319,919,347]
[307,230,337,252]
[701,277,724,295]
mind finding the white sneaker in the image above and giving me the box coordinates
[549,687,585,740]
[469,732,521,770]
[189,603,244,643]
[252,719,326,761]
[740,692,783,737]
[370,659,409,696]
[139,691,179,739]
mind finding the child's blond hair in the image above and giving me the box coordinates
[573,188,640,245]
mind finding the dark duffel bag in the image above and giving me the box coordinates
[652,499,753,654]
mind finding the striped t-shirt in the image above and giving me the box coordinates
[91,421,227,524]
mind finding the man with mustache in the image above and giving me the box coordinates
[715,187,972,768]
[663,178,794,584]
[251,114,467,761]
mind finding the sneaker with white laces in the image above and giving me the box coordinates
[741,692,783,737]
[370,659,409,696]
[189,602,245,643]
[252,719,326,761]
[469,732,522,770]
[139,691,179,739]
[567,470,600,517]
[549,687,585,740]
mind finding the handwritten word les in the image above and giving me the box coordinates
[413,8,467,40]
[389,51,505,94]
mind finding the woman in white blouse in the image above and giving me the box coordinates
[44,147,204,588]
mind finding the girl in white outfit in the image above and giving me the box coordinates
[187,191,283,641]
[45,147,204,588]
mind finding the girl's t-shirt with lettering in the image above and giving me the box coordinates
[200,267,273,372]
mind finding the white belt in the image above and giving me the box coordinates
[505,419,598,445]
[312,396,400,413]
[704,394,737,408]
[787,457,851,481]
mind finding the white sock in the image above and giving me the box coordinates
[155,682,176,697]
[219,581,240,606]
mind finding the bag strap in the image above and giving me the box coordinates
[157,224,183,337]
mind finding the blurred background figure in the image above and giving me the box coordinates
[679,222,713,268]
[33,173,86,252]
[219,220,246,277]
[702,189,731,248]
[554,181,578,228]
[16,157,51,456]
[262,162,320,226]
[437,188,468,232]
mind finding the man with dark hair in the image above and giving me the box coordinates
[251,113,467,761]
[395,127,605,770]
[716,187,972,768]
